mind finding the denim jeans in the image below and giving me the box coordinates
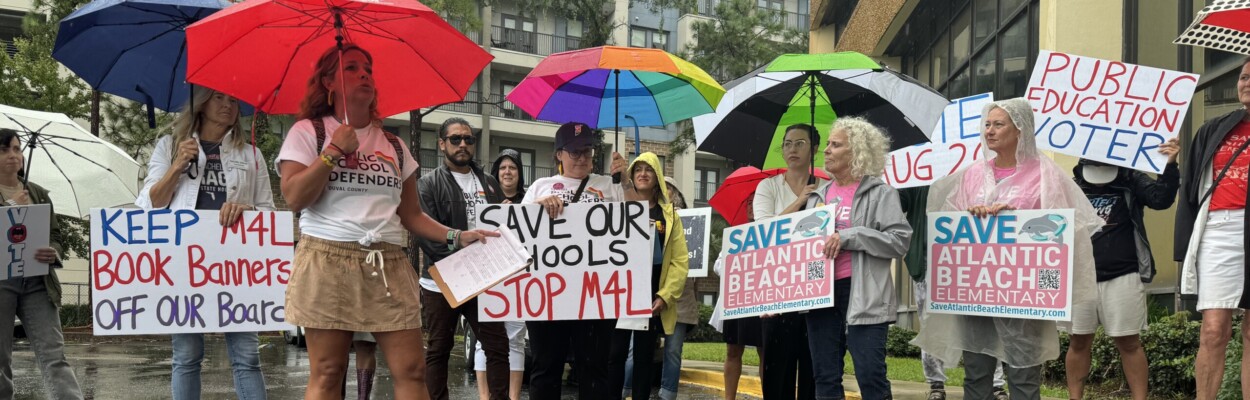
[0,276,83,400]
[806,278,891,400]
[963,351,1040,400]
[171,332,266,400]
[623,322,690,400]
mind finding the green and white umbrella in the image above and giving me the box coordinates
[693,52,948,169]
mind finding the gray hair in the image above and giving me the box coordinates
[829,116,891,177]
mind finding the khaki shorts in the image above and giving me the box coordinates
[1066,273,1147,337]
[285,235,422,332]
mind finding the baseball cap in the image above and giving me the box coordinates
[1079,159,1119,185]
[554,122,595,150]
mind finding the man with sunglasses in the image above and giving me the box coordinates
[415,117,512,400]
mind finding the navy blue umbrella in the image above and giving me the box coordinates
[52,0,241,123]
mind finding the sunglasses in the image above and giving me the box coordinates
[444,135,477,146]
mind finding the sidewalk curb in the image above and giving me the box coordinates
[679,367,862,400]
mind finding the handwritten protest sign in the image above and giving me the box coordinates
[90,208,295,335]
[926,209,1075,321]
[720,205,836,319]
[679,208,711,278]
[884,93,993,188]
[475,202,653,322]
[1026,51,1197,173]
[0,205,51,281]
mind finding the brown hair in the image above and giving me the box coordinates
[297,44,380,122]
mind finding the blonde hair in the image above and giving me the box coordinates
[829,116,891,177]
[169,85,245,158]
[298,44,380,122]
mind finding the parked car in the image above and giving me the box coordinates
[283,325,306,348]
[12,317,23,339]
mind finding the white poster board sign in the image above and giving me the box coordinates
[475,202,654,321]
[885,93,994,188]
[1026,51,1197,173]
[90,208,295,335]
[0,204,51,280]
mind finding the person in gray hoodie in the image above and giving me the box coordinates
[803,117,912,400]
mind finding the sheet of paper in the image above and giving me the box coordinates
[431,228,532,307]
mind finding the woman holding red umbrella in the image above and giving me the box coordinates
[275,45,497,400]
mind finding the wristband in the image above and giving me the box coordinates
[319,153,337,168]
[446,229,460,251]
[327,143,346,157]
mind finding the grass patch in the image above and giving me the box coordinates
[681,342,1069,398]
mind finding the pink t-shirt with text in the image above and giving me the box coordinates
[825,181,859,280]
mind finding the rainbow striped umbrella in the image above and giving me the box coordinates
[506,46,724,150]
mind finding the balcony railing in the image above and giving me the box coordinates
[2,39,17,57]
[491,26,585,56]
[486,93,535,121]
[445,19,483,45]
[691,0,808,31]
[438,90,484,114]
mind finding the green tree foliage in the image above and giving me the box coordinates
[0,0,92,119]
[668,0,808,154]
[100,97,173,171]
[503,0,619,47]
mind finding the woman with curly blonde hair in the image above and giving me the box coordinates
[803,116,912,400]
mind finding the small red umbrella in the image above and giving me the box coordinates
[1174,1,1250,55]
[709,166,829,226]
[185,0,491,116]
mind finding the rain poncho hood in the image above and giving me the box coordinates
[913,98,1104,368]
[628,152,688,334]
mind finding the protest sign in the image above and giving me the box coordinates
[475,202,654,322]
[719,204,836,319]
[0,204,51,281]
[90,208,295,335]
[926,209,1075,321]
[1026,51,1198,173]
[884,93,993,188]
[678,207,711,278]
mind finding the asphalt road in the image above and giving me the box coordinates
[8,333,731,399]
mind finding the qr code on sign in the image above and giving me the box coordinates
[806,260,826,280]
[1039,269,1061,290]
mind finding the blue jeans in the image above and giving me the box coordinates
[806,278,891,400]
[0,276,83,400]
[171,332,266,400]
[625,323,691,400]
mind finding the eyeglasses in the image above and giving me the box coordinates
[562,148,595,159]
[444,135,476,146]
[782,139,809,149]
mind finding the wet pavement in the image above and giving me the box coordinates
[8,333,732,399]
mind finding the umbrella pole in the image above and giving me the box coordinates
[21,131,37,186]
[613,69,621,184]
[335,11,349,127]
[808,73,817,185]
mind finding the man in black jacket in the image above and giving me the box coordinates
[1175,57,1250,400]
[416,118,511,400]
[1065,142,1179,400]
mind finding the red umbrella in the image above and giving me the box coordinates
[709,166,829,226]
[1174,1,1250,55]
[184,0,491,116]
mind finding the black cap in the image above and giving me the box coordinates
[554,122,595,150]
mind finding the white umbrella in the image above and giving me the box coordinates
[0,104,141,218]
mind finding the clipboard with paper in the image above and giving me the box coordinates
[430,228,533,308]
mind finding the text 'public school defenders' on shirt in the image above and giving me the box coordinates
[276,116,419,246]
[522,174,625,204]
[419,170,489,293]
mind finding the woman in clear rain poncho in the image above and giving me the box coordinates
[912,98,1103,400]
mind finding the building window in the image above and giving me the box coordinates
[694,167,719,202]
[1,10,23,57]
[499,14,537,53]
[888,0,1039,99]
[629,27,668,51]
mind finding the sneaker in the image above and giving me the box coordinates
[928,382,946,400]
[993,386,1009,400]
